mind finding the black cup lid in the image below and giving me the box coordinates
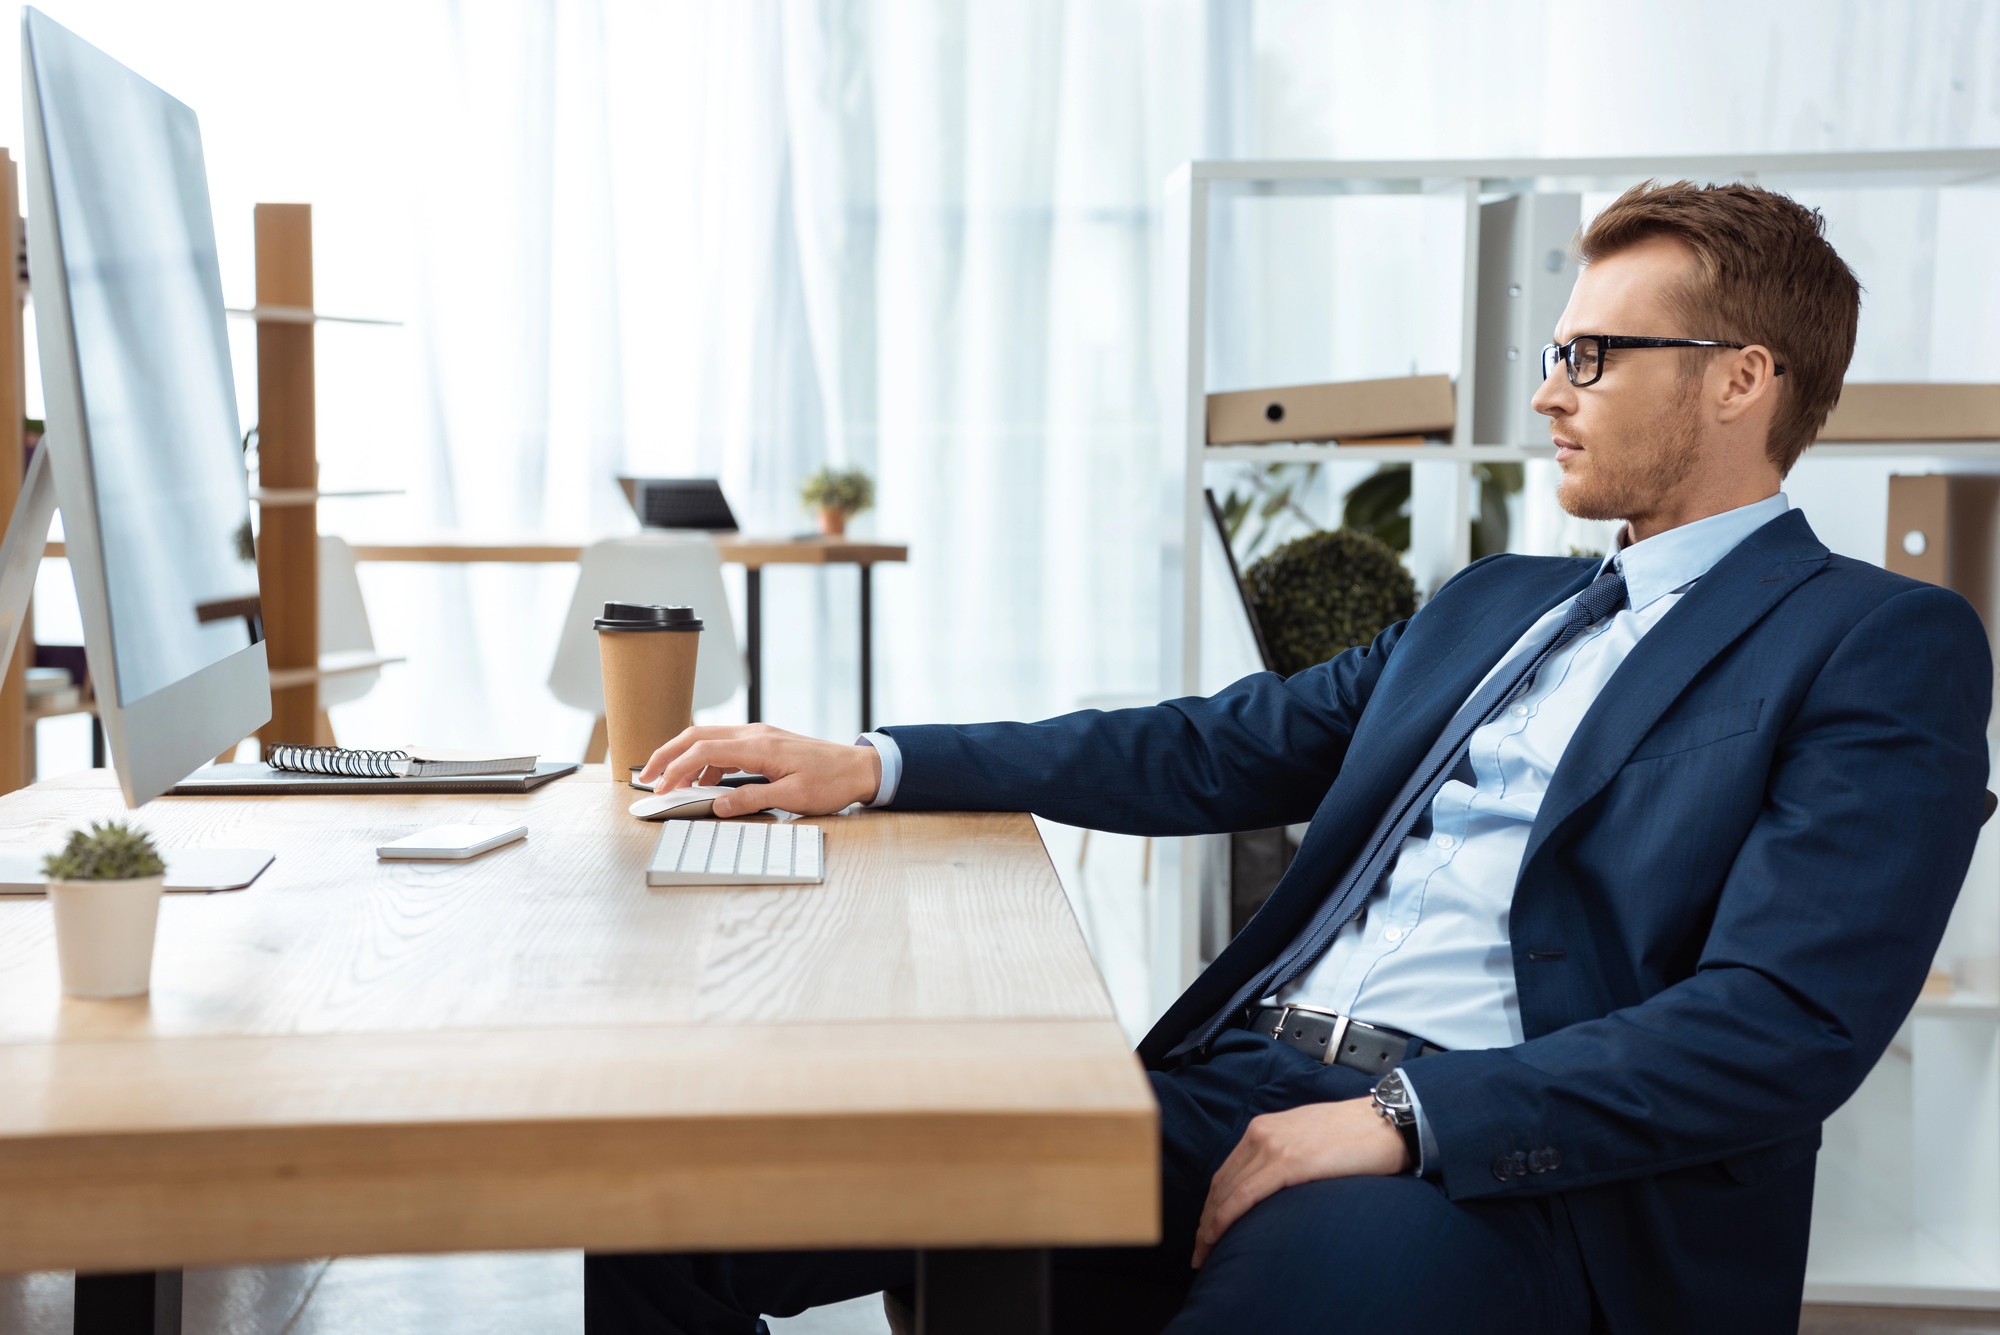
[595,601,703,632]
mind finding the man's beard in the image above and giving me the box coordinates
[1557,393,1703,524]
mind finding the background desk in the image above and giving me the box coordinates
[345,536,910,730]
[0,768,1154,1332]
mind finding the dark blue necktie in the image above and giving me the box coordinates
[1171,564,1631,1059]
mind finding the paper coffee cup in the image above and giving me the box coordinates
[596,602,703,779]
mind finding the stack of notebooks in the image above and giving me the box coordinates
[172,745,578,795]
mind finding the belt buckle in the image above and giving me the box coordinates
[1323,1013,1351,1066]
[1269,1003,1350,1066]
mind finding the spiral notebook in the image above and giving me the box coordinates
[265,744,540,778]
[172,745,577,796]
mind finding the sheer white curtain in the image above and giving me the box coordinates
[248,0,1210,759]
[343,0,1214,756]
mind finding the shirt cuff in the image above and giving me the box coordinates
[856,731,902,807]
[1395,1064,1438,1177]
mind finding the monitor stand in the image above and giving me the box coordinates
[0,450,279,888]
[0,847,274,894]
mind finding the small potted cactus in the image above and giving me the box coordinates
[799,465,875,537]
[43,820,168,998]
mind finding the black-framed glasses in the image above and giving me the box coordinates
[1541,335,1787,387]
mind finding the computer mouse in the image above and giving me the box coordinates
[628,786,736,821]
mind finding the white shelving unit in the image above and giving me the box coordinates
[1159,149,2000,1310]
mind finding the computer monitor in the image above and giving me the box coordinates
[0,9,271,807]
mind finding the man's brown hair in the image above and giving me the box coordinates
[1576,181,1860,475]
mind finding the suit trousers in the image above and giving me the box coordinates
[584,1028,1594,1335]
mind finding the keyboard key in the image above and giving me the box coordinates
[646,820,825,887]
[682,821,714,872]
[738,823,768,875]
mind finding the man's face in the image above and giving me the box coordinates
[1533,237,1710,525]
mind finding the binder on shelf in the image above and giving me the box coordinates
[1206,374,1456,446]
[1819,383,2000,442]
[1884,473,2000,634]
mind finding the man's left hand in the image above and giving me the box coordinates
[1192,1096,1412,1268]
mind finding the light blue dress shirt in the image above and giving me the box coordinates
[858,730,903,806]
[1276,491,1790,1168]
[862,494,1792,1170]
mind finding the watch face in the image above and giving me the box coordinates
[1375,1070,1408,1108]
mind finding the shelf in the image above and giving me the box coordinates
[1807,1167,2000,1306]
[224,304,402,327]
[1185,149,2000,197]
[251,487,404,508]
[1805,1046,2000,1307]
[23,694,89,721]
[1205,444,1531,463]
[1202,442,2000,464]
[1912,989,2000,1021]
[267,650,405,693]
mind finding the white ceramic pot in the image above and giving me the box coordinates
[48,874,165,998]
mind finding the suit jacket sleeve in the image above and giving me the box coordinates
[878,619,1411,836]
[1403,585,1992,1200]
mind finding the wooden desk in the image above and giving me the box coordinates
[0,769,1154,1331]
[341,536,909,730]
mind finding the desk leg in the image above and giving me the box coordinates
[915,1249,1048,1335]
[745,566,762,724]
[73,1269,181,1335]
[859,563,873,733]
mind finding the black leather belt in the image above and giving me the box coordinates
[1248,1004,1445,1076]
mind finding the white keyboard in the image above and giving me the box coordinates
[647,820,823,887]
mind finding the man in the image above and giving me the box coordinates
[588,182,1992,1334]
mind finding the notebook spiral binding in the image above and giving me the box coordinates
[265,744,409,778]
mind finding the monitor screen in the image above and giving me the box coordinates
[28,10,257,707]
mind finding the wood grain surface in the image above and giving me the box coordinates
[0,769,1156,1270]
[344,536,908,568]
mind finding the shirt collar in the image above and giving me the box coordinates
[1603,492,1791,613]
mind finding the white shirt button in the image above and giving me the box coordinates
[1435,833,1457,851]
[1384,926,1405,942]
[1512,704,1529,717]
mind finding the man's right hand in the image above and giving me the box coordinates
[639,724,883,818]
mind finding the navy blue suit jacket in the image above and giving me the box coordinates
[883,510,1992,1332]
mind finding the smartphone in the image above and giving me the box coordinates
[376,824,528,860]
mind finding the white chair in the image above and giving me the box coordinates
[547,537,744,761]
[315,534,382,745]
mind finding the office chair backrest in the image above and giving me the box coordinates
[318,534,379,709]
[547,537,744,716]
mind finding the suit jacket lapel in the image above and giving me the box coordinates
[1520,509,1831,873]
[1228,557,1600,969]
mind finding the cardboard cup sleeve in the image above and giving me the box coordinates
[596,603,703,780]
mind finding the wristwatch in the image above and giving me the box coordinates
[1371,1070,1421,1174]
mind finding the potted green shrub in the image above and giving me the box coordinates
[800,465,875,537]
[1242,528,1417,677]
[43,820,168,998]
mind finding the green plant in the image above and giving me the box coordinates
[1243,528,1416,676]
[800,465,876,517]
[1217,462,1321,561]
[1335,461,1524,559]
[42,820,166,881]
[1342,465,1411,554]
